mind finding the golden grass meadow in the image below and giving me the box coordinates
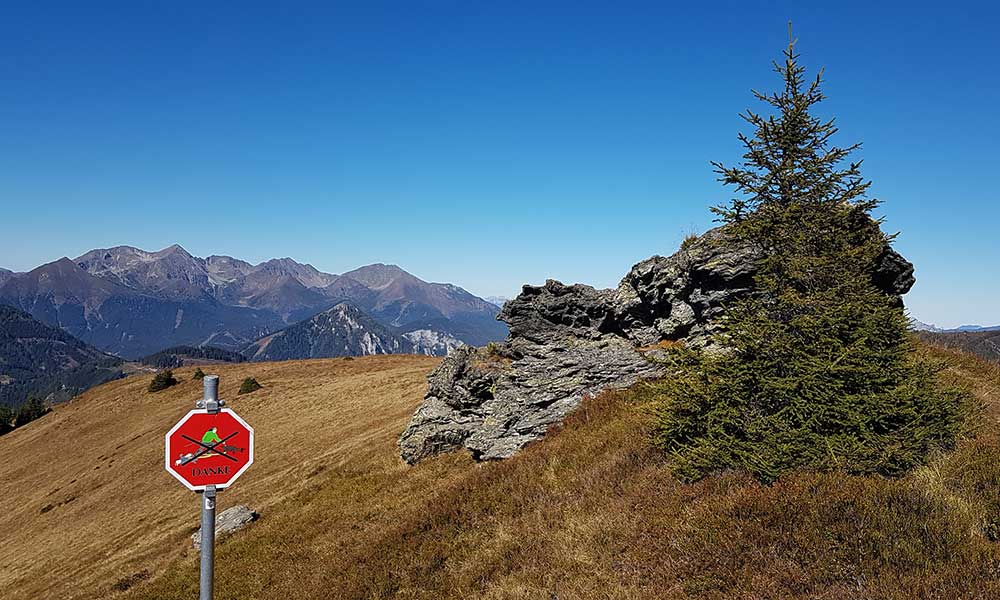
[2,344,1000,599]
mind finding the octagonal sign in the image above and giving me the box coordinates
[165,408,254,491]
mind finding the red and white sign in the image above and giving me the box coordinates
[165,408,254,491]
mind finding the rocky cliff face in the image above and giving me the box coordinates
[398,227,915,464]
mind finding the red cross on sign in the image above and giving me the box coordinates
[165,408,254,491]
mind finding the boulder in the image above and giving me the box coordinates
[191,505,259,550]
[398,226,915,464]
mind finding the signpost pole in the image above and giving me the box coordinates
[166,374,251,600]
[200,484,216,600]
[198,376,223,600]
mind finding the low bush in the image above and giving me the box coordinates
[148,370,178,393]
[238,377,262,395]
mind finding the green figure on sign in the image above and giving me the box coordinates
[201,427,222,448]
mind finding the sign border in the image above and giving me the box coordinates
[164,407,255,492]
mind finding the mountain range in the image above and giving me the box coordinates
[244,302,416,361]
[0,246,506,359]
[910,319,1000,333]
[0,304,124,407]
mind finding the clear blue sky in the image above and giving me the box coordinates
[1,2,997,327]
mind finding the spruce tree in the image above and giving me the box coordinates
[0,404,14,435]
[148,370,179,393]
[652,31,967,483]
[13,396,50,428]
[238,377,262,395]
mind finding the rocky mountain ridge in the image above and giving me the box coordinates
[0,247,506,358]
[243,302,414,361]
[911,319,1000,333]
[399,226,916,464]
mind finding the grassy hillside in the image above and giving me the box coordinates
[0,355,439,600]
[919,330,1000,364]
[3,345,1000,599]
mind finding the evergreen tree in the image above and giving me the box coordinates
[148,370,179,393]
[193,368,206,380]
[14,396,50,428]
[238,377,262,395]
[652,31,967,483]
[0,404,14,435]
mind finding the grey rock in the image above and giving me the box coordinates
[192,505,259,550]
[399,225,915,464]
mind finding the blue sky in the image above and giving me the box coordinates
[0,2,996,327]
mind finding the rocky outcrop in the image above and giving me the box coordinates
[192,505,259,550]
[398,227,915,464]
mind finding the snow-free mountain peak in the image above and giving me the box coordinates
[340,263,413,290]
[242,301,413,361]
[0,246,506,358]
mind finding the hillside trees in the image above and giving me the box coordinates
[652,33,967,483]
[148,370,179,393]
[0,396,52,435]
[13,396,50,428]
[0,404,13,435]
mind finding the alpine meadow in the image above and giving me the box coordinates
[1,6,998,600]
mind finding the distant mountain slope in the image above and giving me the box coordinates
[953,324,1000,332]
[910,319,943,332]
[918,330,1000,363]
[243,302,414,361]
[340,263,507,346]
[74,245,338,317]
[75,244,214,301]
[0,268,14,286]
[485,296,510,308]
[138,345,248,368]
[0,305,123,407]
[910,319,1000,334]
[0,247,505,359]
[0,258,283,358]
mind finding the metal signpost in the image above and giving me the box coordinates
[165,376,255,600]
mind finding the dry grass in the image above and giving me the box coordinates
[5,346,1000,599]
[638,339,685,352]
[0,355,438,600]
